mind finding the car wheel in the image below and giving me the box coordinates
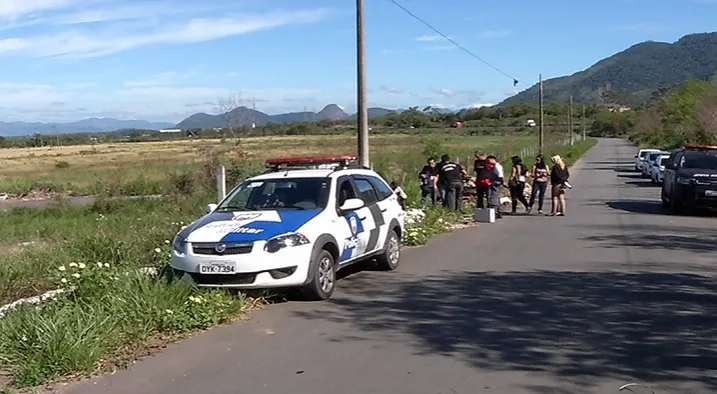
[669,194,684,215]
[376,229,401,271]
[302,249,336,301]
[661,189,669,208]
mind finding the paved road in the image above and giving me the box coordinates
[59,138,717,394]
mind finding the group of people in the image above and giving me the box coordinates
[412,151,572,218]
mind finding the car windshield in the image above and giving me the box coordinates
[683,155,717,170]
[216,177,331,211]
[648,152,662,161]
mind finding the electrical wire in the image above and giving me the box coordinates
[386,0,519,86]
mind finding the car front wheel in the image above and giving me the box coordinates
[302,249,336,301]
[376,229,401,271]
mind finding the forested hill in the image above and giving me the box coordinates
[501,32,717,105]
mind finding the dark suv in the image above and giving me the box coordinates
[661,144,717,214]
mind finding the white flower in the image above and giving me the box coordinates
[60,278,67,283]
[69,262,78,268]
[164,240,170,244]
[78,262,86,269]
[97,262,103,268]
[21,335,27,341]
[154,248,162,253]
[165,309,174,314]
[104,263,110,268]
[58,265,66,271]
[71,273,80,278]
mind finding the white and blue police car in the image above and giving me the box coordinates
[170,155,405,300]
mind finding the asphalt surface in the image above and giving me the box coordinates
[58,138,717,394]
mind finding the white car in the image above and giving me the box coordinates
[170,155,405,301]
[643,150,669,178]
[650,154,670,183]
[634,149,661,173]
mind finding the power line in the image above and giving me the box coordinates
[387,0,519,86]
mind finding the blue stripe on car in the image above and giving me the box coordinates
[219,209,323,243]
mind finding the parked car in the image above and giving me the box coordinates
[170,155,405,300]
[650,153,670,183]
[643,151,669,178]
[634,148,661,173]
[661,145,717,214]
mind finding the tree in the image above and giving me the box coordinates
[216,94,251,141]
[697,94,717,144]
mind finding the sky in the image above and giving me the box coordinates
[0,0,715,124]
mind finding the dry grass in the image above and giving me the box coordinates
[0,133,535,196]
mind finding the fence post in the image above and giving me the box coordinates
[217,165,226,203]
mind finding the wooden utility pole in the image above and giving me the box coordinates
[569,95,574,146]
[356,0,369,167]
[539,74,544,154]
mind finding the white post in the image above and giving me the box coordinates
[217,165,226,203]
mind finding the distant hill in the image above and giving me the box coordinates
[175,104,393,129]
[501,31,717,105]
[0,118,174,137]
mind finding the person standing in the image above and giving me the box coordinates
[527,154,549,214]
[435,155,449,204]
[508,156,530,214]
[486,155,505,219]
[549,154,570,216]
[419,157,438,206]
[473,151,491,209]
[435,154,466,211]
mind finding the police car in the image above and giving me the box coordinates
[170,155,405,300]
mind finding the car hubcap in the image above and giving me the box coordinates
[318,257,334,293]
[388,235,400,265]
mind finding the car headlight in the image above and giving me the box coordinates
[172,235,187,255]
[264,233,310,253]
[676,177,693,185]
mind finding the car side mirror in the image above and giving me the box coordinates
[206,203,218,213]
[339,198,364,211]
[634,155,638,158]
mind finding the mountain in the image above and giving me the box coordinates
[0,118,174,137]
[501,31,717,105]
[175,104,393,129]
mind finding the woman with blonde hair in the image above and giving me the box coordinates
[549,154,570,216]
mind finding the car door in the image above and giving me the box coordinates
[334,176,374,264]
[360,175,397,251]
[349,176,382,256]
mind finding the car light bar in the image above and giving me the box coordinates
[265,155,361,171]
[685,144,717,150]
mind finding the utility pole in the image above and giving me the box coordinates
[582,105,586,141]
[356,0,369,167]
[538,74,544,154]
[569,95,574,146]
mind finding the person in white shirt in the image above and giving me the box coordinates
[486,155,506,218]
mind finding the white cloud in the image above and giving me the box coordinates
[0,0,83,19]
[0,9,331,58]
[479,30,512,38]
[416,34,449,41]
[123,70,200,87]
[436,88,455,97]
[424,45,455,51]
[468,103,494,108]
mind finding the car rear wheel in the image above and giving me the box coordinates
[302,249,336,301]
[376,229,401,271]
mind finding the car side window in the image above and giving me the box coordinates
[365,176,393,201]
[353,178,379,205]
[336,178,357,207]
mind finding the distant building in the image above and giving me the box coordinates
[159,128,182,133]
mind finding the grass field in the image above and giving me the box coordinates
[0,132,596,390]
[0,133,553,196]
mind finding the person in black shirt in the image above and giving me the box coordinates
[473,151,490,208]
[419,157,438,206]
[549,154,570,216]
[436,154,466,211]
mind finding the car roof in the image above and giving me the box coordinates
[248,168,383,182]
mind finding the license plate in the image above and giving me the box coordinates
[706,190,717,197]
[199,262,236,274]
